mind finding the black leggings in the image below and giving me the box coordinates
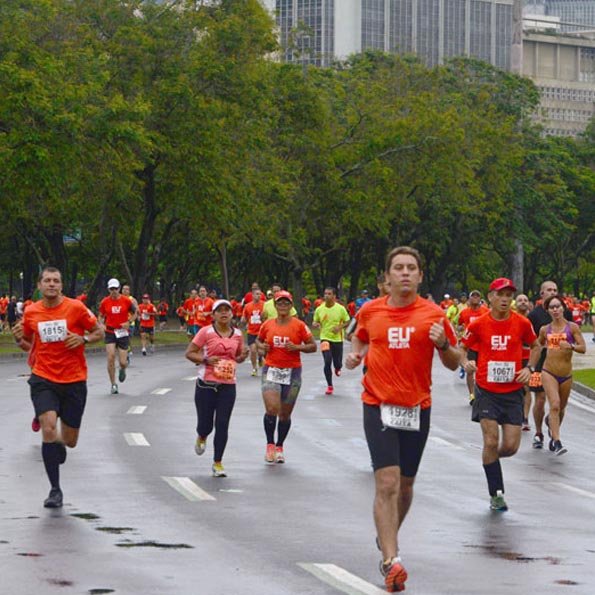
[323,341,343,386]
[194,381,236,462]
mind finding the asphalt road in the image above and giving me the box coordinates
[1,342,595,595]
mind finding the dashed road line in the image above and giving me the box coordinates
[552,482,595,500]
[321,418,341,427]
[429,436,464,450]
[162,476,216,501]
[151,388,172,395]
[124,432,150,446]
[126,406,147,415]
[182,376,198,381]
[299,563,386,595]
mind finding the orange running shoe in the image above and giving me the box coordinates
[275,446,285,464]
[265,443,276,464]
[380,557,407,592]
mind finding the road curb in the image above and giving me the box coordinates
[572,381,595,402]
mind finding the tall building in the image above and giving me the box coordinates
[543,1,595,30]
[266,0,516,70]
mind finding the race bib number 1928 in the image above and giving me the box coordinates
[380,403,420,432]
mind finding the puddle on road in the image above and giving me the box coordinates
[115,540,193,549]
[89,589,115,594]
[555,580,580,585]
[17,552,43,557]
[464,544,561,564]
[96,527,135,535]
[70,513,101,521]
[47,578,74,587]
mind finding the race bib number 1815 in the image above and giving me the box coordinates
[38,319,67,343]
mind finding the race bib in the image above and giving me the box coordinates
[529,371,542,388]
[141,313,150,321]
[266,366,292,385]
[114,328,129,339]
[250,313,261,324]
[487,361,515,383]
[214,359,236,381]
[547,333,566,350]
[38,319,67,343]
[320,341,330,352]
[380,403,420,432]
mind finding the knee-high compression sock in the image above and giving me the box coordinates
[483,460,504,496]
[264,414,277,444]
[42,442,63,490]
[276,418,292,447]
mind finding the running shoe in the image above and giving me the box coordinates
[258,355,264,367]
[545,414,551,438]
[275,446,285,464]
[44,487,63,509]
[380,557,408,592]
[522,419,530,432]
[553,440,567,456]
[119,368,126,383]
[490,490,508,512]
[142,348,147,356]
[31,417,41,433]
[111,384,119,395]
[459,366,465,379]
[532,433,544,449]
[325,386,334,395]
[212,462,226,477]
[251,369,258,377]
[548,438,555,452]
[265,443,276,464]
[195,437,206,456]
[335,368,342,377]
[468,393,475,405]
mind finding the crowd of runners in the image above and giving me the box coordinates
[7,250,592,592]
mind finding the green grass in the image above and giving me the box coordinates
[573,368,595,389]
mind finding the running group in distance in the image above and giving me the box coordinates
[9,248,587,593]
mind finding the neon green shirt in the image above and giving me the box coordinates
[262,299,297,320]
[313,302,350,342]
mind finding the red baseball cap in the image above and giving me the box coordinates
[142,294,150,299]
[274,290,293,303]
[489,278,516,292]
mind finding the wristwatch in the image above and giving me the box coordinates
[527,365,535,373]
[83,336,90,344]
[440,339,450,351]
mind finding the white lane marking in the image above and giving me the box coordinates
[127,406,147,415]
[151,388,172,395]
[124,432,150,446]
[552,482,595,499]
[569,393,595,414]
[162,476,216,501]
[182,376,198,381]
[219,489,244,493]
[301,393,316,401]
[299,563,386,595]
[321,418,341,427]
[429,436,464,450]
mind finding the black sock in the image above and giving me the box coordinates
[483,460,504,496]
[264,414,276,444]
[42,442,62,490]
[276,418,291,447]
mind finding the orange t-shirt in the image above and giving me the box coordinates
[183,298,196,325]
[195,297,214,328]
[355,296,457,409]
[99,295,134,333]
[157,301,169,315]
[258,317,313,369]
[462,311,537,393]
[0,297,8,314]
[458,306,489,329]
[243,301,265,336]
[23,297,98,383]
[138,303,157,328]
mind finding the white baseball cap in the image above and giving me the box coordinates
[212,299,232,311]
[107,278,120,289]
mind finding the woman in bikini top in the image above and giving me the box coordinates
[537,294,586,454]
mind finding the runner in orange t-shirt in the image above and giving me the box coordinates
[345,246,462,593]
[241,288,266,376]
[138,294,157,355]
[183,289,198,338]
[195,285,214,330]
[99,278,136,394]
[256,290,316,465]
[461,277,540,513]
[12,266,104,509]
[157,299,169,331]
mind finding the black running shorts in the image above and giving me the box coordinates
[471,385,524,426]
[28,374,87,429]
[363,403,431,476]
